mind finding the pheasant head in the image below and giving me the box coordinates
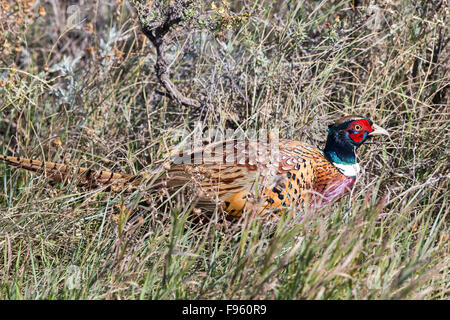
[323,115,389,175]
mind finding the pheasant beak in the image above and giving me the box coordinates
[369,123,389,136]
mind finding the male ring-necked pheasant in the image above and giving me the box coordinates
[0,115,388,219]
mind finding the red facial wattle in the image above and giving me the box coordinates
[346,119,373,143]
[349,131,365,143]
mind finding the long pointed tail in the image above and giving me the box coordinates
[0,155,144,191]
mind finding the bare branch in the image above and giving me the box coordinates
[137,0,203,109]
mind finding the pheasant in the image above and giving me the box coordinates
[0,115,388,219]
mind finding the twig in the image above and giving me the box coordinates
[138,0,203,109]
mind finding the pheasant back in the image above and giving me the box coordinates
[162,139,356,217]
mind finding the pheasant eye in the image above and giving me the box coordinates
[354,124,362,131]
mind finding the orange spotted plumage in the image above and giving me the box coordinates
[0,115,388,219]
[162,139,356,218]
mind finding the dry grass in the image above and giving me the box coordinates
[0,0,448,299]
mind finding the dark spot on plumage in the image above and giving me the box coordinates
[292,173,297,180]
[267,198,274,204]
[278,194,284,200]
[295,164,301,170]
[229,209,235,214]
[297,178,300,185]
[272,187,281,194]
[280,183,286,189]
[288,182,292,189]
[287,172,291,178]
[225,201,230,208]
[294,189,298,194]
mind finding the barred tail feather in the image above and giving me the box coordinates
[0,155,141,191]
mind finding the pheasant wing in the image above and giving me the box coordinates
[163,139,281,207]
